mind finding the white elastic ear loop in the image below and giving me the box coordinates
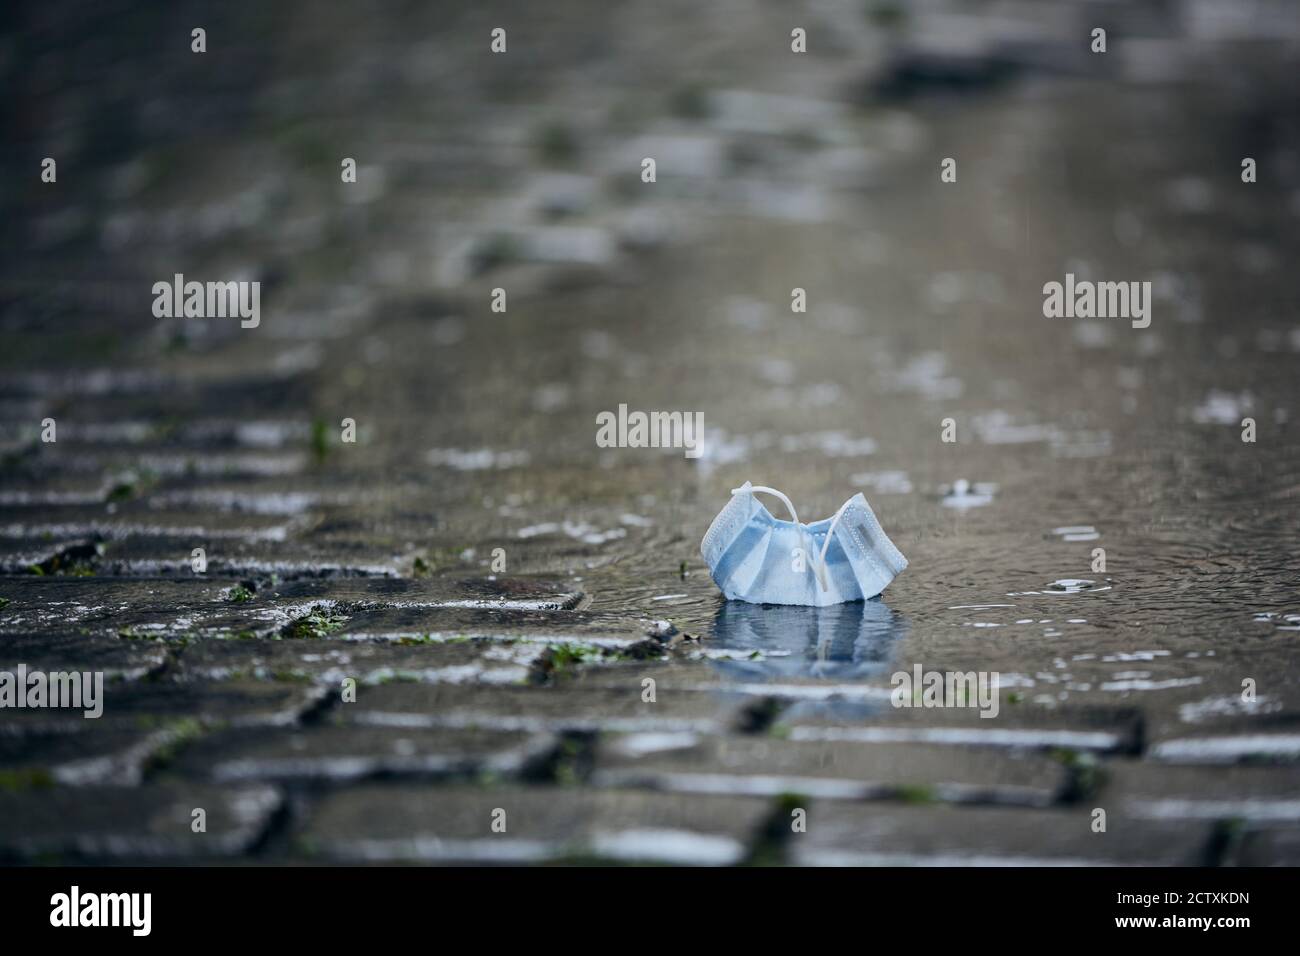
[735,484,839,592]
[814,498,854,592]
[733,485,801,527]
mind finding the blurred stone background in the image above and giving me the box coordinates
[0,0,1298,864]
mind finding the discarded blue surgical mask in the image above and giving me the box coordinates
[701,482,907,606]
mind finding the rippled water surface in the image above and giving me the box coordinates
[482,89,1300,732]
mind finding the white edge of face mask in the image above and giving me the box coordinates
[700,486,754,563]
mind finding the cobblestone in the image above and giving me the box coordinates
[296,785,774,864]
[0,784,282,863]
[787,803,1219,867]
[164,724,556,785]
[590,734,1071,806]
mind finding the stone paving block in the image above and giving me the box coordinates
[0,783,282,862]
[0,476,107,506]
[0,724,173,786]
[238,574,590,641]
[1137,672,1300,745]
[0,678,326,732]
[169,578,610,640]
[1145,710,1300,764]
[1150,733,1300,765]
[0,534,104,576]
[788,801,1217,866]
[0,503,296,547]
[174,635,543,686]
[267,574,587,610]
[73,536,401,578]
[0,631,167,679]
[165,723,555,784]
[0,575,239,637]
[1098,759,1300,823]
[121,679,329,727]
[329,602,573,633]
[699,676,895,706]
[343,680,753,734]
[332,605,621,641]
[590,734,1070,806]
[297,784,772,864]
[775,699,1143,754]
[561,658,729,691]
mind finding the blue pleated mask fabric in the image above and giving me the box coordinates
[700,481,908,607]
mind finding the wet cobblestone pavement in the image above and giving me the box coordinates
[2,0,1299,864]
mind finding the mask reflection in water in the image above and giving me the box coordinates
[709,598,908,681]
